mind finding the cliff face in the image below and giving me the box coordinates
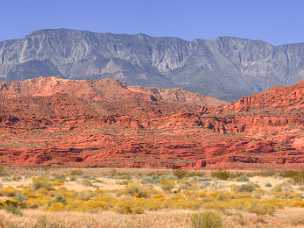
[0,77,224,130]
[1,77,304,169]
[1,29,304,100]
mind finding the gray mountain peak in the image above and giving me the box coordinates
[1,28,304,100]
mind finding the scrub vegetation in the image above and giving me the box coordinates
[0,167,303,227]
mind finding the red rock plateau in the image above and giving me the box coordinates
[1,76,304,169]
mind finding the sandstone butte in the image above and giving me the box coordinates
[1,76,304,170]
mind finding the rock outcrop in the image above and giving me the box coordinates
[1,77,304,169]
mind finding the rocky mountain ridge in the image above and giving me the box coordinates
[2,28,304,100]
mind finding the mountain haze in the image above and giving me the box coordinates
[1,28,304,100]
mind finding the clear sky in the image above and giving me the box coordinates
[1,0,304,44]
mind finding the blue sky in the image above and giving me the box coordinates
[1,0,304,44]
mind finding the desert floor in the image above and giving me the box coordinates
[0,168,303,227]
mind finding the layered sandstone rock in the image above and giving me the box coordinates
[0,77,304,169]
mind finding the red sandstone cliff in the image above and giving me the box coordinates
[0,77,304,169]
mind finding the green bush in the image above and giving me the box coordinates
[173,169,188,179]
[32,176,53,190]
[160,179,175,192]
[69,170,84,176]
[236,175,249,182]
[53,194,66,204]
[248,203,275,216]
[3,204,22,216]
[191,211,222,228]
[235,183,256,193]
[211,171,231,180]
[280,171,304,184]
[15,193,27,203]
[188,171,204,178]
[141,175,160,184]
[52,175,66,185]
[116,204,144,214]
[265,183,272,188]
[110,171,132,180]
[272,184,283,192]
[125,183,149,198]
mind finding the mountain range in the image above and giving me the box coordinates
[2,28,304,100]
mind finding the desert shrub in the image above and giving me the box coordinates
[2,177,12,182]
[55,188,75,200]
[63,196,103,212]
[232,213,246,226]
[287,199,304,207]
[236,175,249,182]
[69,169,84,176]
[137,194,165,211]
[200,179,211,188]
[265,183,272,188]
[173,169,188,179]
[202,195,258,211]
[164,193,201,210]
[110,171,132,180]
[177,181,196,192]
[160,178,175,192]
[52,175,66,186]
[235,183,257,193]
[109,169,118,177]
[211,171,231,180]
[3,204,22,216]
[188,171,204,178]
[53,194,66,204]
[141,175,160,184]
[248,202,275,216]
[272,184,283,192]
[116,203,144,214]
[91,178,103,184]
[80,179,93,187]
[32,176,53,190]
[77,191,96,201]
[47,202,65,211]
[14,193,27,204]
[24,189,53,209]
[228,172,245,178]
[69,176,77,181]
[118,180,129,185]
[0,166,8,177]
[124,183,149,198]
[191,211,222,228]
[11,175,22,181]
[0,186,17,197]
[119,173,132,180]
[214,192,231,201]
[280,171,304,184]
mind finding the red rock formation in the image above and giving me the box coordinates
[1,77,304,169]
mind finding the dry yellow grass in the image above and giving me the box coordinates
[0,168,303,227]
[0,208,302,228]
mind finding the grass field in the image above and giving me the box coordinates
[0,168,303,227]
